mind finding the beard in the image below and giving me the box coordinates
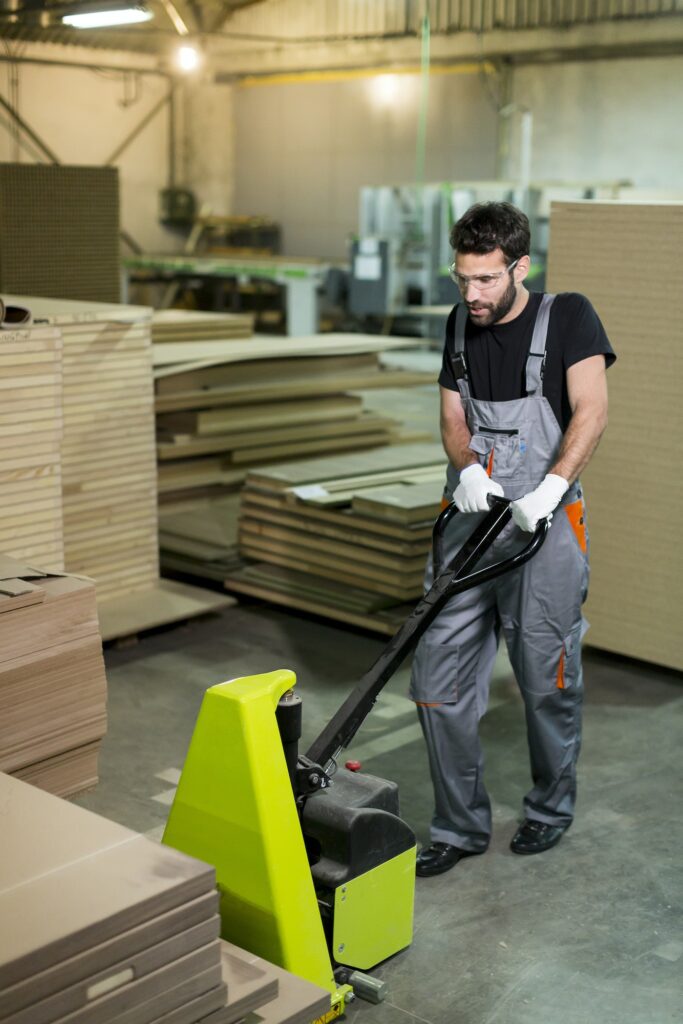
[467,275,517,326]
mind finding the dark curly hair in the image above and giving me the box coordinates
[449,202,530,264]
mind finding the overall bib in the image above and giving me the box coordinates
[410,295,589,852]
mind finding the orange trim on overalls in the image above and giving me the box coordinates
[440,496,450,511]
[415,701,444,707]
[565,500,587,553]
[556,648,565,690]
[486,448,494,477]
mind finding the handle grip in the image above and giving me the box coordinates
[432,494,548,580]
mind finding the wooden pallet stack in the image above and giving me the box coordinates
[226,444,447,634]
[0,324,64,572]
[0,555,107,798]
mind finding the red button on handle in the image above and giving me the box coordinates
[345,760,362,772]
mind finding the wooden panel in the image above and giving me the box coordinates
[547,201,683,670]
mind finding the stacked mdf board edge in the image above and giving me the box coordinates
[547,200,683,670]
[0,556,107,798]
[0,324,64,571]
[3,296,235,641]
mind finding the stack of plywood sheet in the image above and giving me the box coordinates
[154,332,434,506]
[547,200,683,671]
[0,555,106,798]
[159,495,242,583]
[0,773,331,1024]
[0,772,226,1024]
[152,308,254,344]
[4,296,235,642]
[227,444,446,634]
[0,323,64,572]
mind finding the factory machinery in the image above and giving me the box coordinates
[347,179,623,320]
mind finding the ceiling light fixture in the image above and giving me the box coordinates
[61,3,154,29]
[175,43,202,73]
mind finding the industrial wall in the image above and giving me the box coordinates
[232,69,499,260]
[0,45,234,255]
[510,55,683,188]
[232,53,683,260]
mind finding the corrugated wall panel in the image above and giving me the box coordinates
[227,0,682,38]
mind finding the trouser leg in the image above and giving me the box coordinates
[410,577,499,852]
[496,507,588,826]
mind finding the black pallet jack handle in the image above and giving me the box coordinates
[305,496,549,774]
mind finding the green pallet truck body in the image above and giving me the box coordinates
[163,498,548,1020]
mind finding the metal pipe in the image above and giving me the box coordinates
[0,53,169,78]
[104,89,171,166]
[168,80,176,188]
[0,108,46,163]
[0,91,59,163]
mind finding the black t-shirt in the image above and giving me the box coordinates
[438,292,616,432]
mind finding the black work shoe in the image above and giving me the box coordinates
[415,842,481,877]
[510,819,569,855]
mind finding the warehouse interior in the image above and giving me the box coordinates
[0,2,682,1024]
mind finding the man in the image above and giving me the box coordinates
[411,201,615,877]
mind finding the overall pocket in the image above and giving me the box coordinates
[409,635,459,705]
[469,430,521,479]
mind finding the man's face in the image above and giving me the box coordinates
[454,249,519,326]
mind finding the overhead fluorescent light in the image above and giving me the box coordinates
[62,3,153,29]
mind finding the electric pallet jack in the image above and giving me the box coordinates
[162,497,548,1021]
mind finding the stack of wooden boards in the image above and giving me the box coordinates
[154,330,435,505]
[1,296,233,642]
[0,773,330,1024]
[0,555,106,798]
[151,309,254,345]
[547,200,683,671]
[227,444,447,634]
[0,323,64,572]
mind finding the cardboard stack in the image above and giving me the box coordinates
[0,324,64,572]
[547,200,683,670]
[227,444,446,634]
[0,556,107,798]
[0,773,331,1024]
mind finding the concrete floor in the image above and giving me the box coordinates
[74,604,683,1024]
[74,354,682,1023]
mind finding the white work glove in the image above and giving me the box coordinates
[454,463,504,513]
[511,473,569,532]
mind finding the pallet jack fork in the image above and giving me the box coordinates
[163,498,548,1021]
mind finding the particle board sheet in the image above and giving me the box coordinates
[225,564,412,637]
[0,772,224,1023]
[152,332,428,369]
[152,309,254,342]
[0,556,107,797]
[0,165,119,303]
[154,355,434,414]
[0,325,64,571]
[547,200,683,670]
[6,297,159,603]
[218,941,329,1024]
[233,446,445,609]
[97,579,235,643]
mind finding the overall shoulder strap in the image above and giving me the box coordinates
[448,302,471,399]
[526,293,556,395]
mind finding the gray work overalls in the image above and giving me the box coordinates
[410,295,589,852]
